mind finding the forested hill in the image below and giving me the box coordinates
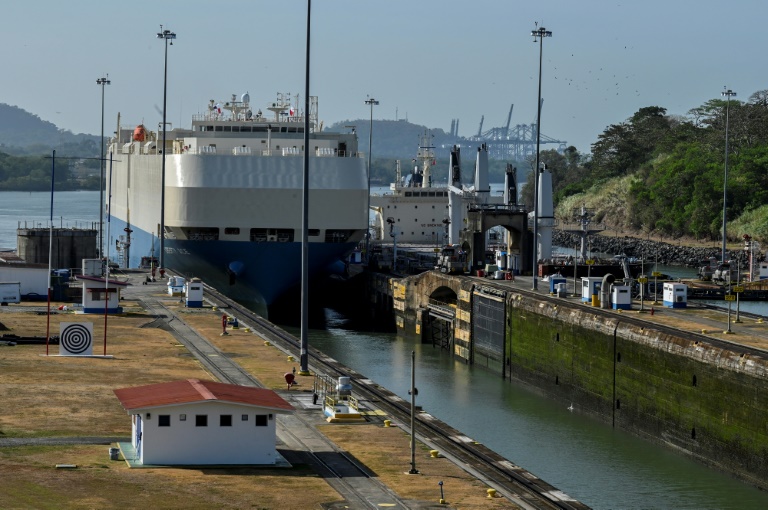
[0,103,98,155]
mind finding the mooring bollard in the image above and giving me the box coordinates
[430,450,440,458]
[486,488,497,499]
[383,419,391,427]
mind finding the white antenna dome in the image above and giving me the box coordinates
[241,92,250,104]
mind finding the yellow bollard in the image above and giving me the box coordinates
[383,419,391,427]
[430,450,440,458]
[264,341,271,346]
[486,488,497,499]
[243,327,250,333]
[287,355,295,362]
[212,305,218,311]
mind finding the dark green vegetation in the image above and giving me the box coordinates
[534,91,768,243]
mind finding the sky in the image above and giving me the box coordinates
[2,0,767,154]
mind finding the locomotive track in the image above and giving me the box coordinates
[190,282,588,509]
[139,297,410,509]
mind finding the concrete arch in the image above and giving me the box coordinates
[405,271,465,312]
[460,207,530,274]
[430,284,458,305]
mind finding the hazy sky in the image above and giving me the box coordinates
[3,1,766,154]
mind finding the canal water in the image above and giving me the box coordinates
[4,191,768,508]
[291,309,768,510]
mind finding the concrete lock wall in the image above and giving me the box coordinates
[391,272,768,488]
[505,294,768,489]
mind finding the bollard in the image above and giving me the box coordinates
[383,419,391,427]
[486,488,497,499]
[264,341,271,346]
[430,450,440,458]
[287,355,295,362]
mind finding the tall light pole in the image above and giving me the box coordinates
[364,97,379,262]
[299,0,312,376]
[531,23,552,291]
[157,26,176,271]
[721,87,736,264]
[96,75,110,260]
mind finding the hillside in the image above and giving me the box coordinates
[0,103,98,155]
[327,118,453,160]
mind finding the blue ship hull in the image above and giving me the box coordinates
[110,217,356,309]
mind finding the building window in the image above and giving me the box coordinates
[255,415,268,427]
[220,415,232,427]
[195,415,208,427]
[179,414,186,421]
[224,227,240,235]
[158,415,171,427]
[241,414,249,421]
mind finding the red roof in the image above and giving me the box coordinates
[76,274,130,286]
[114,379,294,413]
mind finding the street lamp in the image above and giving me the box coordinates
[96,75,110,260]
[364,97,379,262]
[721,87,736,265]
[157,26,176,271]
[531,23,552,291]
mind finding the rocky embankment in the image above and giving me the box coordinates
[552,231,736,267]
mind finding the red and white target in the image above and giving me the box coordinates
[59,322,94,356]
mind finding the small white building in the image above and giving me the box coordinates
[185,277,204,308]
[611,284,632,310]
[581,276,603,304]
[0,260,49,298]
[113,379,294,466]
[663,282,688,308]
[76,274,129,313]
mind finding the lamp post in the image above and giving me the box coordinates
[721,88,736,264]
[364,97,379,262]
[96,75,110,260]
[531,23,552,291]
[299,0,312,376]
[157,26,176,271]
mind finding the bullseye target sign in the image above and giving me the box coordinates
[59,322,94,356]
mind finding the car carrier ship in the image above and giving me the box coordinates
[106,92,368,313]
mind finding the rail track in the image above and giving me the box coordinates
[141,294,410,509]
[193,282,589,510]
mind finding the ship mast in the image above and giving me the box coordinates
[416,130,435,188]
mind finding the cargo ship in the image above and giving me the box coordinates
[106,92,368,313]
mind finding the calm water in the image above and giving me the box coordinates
[0,191,100,251]
[292,311,768,510]
[4,190,768,508]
